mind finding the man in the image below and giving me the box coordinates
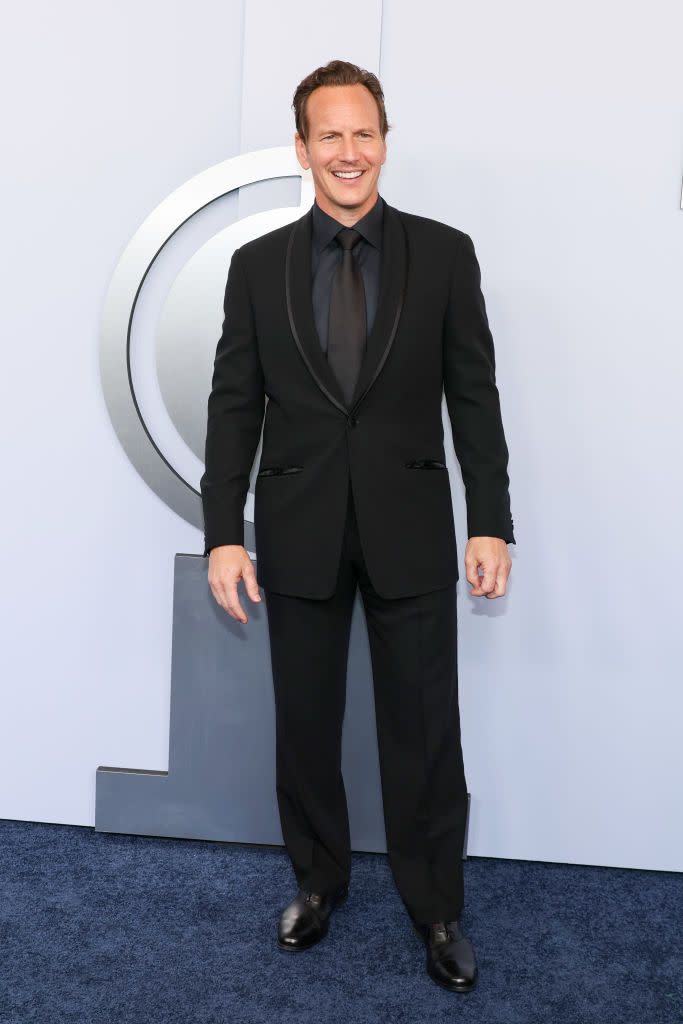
[200,59,515,994]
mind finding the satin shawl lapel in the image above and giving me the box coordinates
[285,201,408,415]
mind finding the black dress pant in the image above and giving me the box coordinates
[262,478,468,924]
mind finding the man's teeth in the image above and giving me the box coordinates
[333,170,364,178]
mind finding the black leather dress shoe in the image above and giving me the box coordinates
[277,883,349,952]
[412,918,478,992]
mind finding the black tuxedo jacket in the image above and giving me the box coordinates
[200,199,515,600]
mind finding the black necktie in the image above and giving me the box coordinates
[327,227,367,408]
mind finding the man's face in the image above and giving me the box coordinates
[294,83,387,220]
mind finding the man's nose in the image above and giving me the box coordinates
[337,139,361,162]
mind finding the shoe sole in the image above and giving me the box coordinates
[277,885,349,953]
[411,922,478,992]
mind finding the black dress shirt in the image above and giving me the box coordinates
[310,193,384,354]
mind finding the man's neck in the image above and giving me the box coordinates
[314,190,380,227]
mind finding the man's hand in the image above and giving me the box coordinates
[464,537,512,598]
[207,545,261,623]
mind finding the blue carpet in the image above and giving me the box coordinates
[0,820,680,1023]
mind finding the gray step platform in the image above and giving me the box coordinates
[96,553,469,856]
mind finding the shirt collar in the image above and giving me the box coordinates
[311,193,384,256]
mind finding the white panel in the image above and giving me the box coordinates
[380,0,683,870]
[0,0,246,823]
[3,0,681,873]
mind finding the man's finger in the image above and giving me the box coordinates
[242,560,262,603]
[479,565,497,594]
[485,571,507,599]
[226,577,247,623]
[470,562,497,595]
[464,555,481,589]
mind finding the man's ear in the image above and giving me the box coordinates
[294,132,309,170]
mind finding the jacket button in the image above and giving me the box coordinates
[348,415,358,428]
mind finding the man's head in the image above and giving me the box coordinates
[293,60,390,224]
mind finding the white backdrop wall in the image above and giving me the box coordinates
[1,0,681,871]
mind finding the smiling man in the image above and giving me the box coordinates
[201,59,515,993]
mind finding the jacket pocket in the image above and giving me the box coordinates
[404,459,447,470]
[257,465,304,477]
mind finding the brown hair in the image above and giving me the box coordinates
[292,59,391,144]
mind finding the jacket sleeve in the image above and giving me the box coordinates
[442,232,515,544]
[200,246,265,555]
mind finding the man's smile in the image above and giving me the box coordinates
[331,169,366,180]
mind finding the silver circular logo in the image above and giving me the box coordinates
[99,146,314,550]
